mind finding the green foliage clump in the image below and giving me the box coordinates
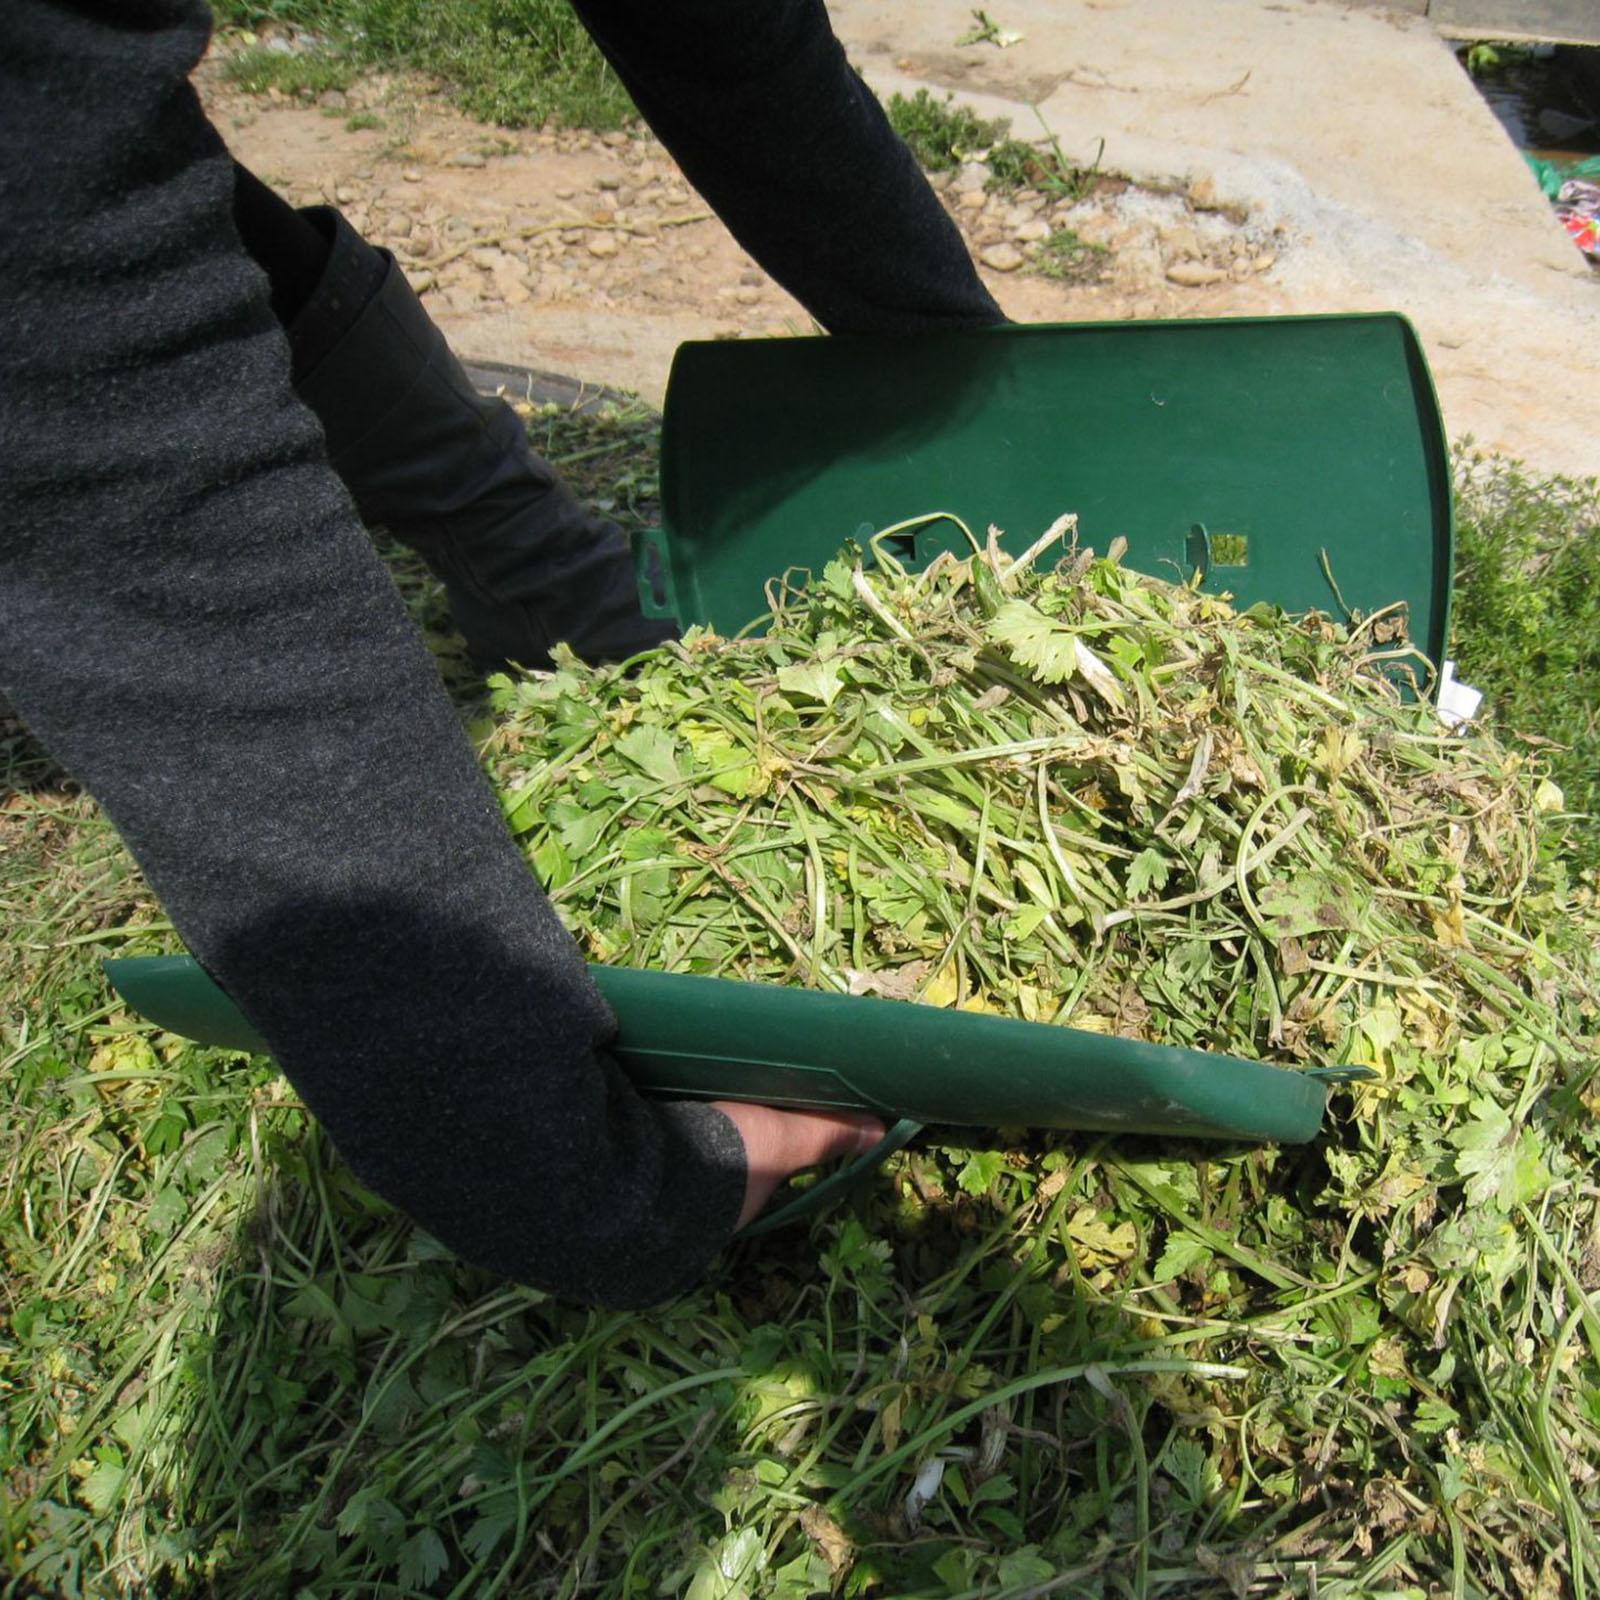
[222,43,355,98]
[884,88,1007,171]
[1450,452,1600,866]
[985,134,1105,200]
[212,0,635,129]
[1028,226,1109,281]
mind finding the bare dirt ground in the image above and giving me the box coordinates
[204,0,1599,480]
[202,57,1290,408]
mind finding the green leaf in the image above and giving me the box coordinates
[777,659,846,707]
[997,1548,1056,1586]
[548,799,609,860]
[461,1495,517,1562]
[396,1527,449,1589]
[1413,1397,1460,1436]
[335,1491,405,1558]
[681,722,761,796]
[532,831,574,890]
[1256,872,1366,938]
[987,600,1079,683]
[78,1458,125,1515]
[956,1149,1007,1197]
[615,723,685,785]
[933,1548,977,1587]
[987,600,1129,708]
[179,1125,230,1183]
[619,824,674,862]
[969,1471,1015,1505]
[1126,846,1172,898]
[147,1184,188,1236]
[1163,1436,1221,1506]
[1450,1102,1550,1210]
[1151,1232,1211,1284]
[500,782,541,836]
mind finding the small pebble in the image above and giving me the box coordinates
[1166,259,1226,286]
[954,161,989,194]
[587,233,620,258]
[958,190,987,212]
[980,243,1024,272]
[1251,250,1278,274]
[402,168,422,183]
[596,175,621,191]
[735,285,761,305]
[450,150,487,169]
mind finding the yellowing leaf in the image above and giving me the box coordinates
[1066,1207,1138,1268]
[1315,725,1363,782]
[1067,1013,1115,1034]
[920,964,961,1008]
[1431,898,1469,949]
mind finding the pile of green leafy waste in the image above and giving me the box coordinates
[488,512,1598,1090]
[10,491,1600,1599]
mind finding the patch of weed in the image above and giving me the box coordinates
[1451,449,1600,865]
[222,44,356,98]
[987,130,1110,199]
[1028,225,1109,281]
[884,88,1007,171]
[213,0,634,129]
[343,110,384,131]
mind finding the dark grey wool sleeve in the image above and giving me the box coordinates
[571,0,1005,337]
[0,0,746,1308]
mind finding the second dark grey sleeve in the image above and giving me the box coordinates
[571,0,1006,336]
[0,0,746,1309]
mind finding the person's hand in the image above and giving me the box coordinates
[711,1102,886,1230]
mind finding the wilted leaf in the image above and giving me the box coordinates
[777,659,846,707]
[614,723,684,785]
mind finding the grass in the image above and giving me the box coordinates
[882,89,1008,173]
[986,134,1106,202]
[4,421,1599,1598]
[222,44,356,98]
[1028,227,1109,283]
[210,0,635,130]
[1450,451,1600,868]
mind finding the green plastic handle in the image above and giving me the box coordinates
[102,955,1329,1143]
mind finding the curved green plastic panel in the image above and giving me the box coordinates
[655,314,1453,666]
[104,955,1328,1144]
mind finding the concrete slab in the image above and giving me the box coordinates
[1431,0,1600,48]
[829,0,1600,476]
